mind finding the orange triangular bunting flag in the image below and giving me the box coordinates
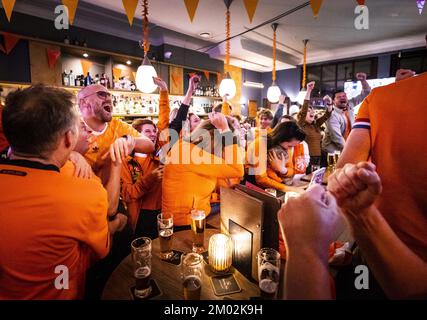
[310,0,323,17]
[0,44,5,54]
[243,0,259,23]
[61,0,79,25]
[183,0,199,22]
[1,0,16,22]
[3,32,20,54]
[357,0,365,5]
[122,0,139,26]
[203,70,210,81]
[81,59,93,76]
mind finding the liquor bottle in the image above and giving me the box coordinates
[68,70,75,87]
[100,73,106,87]
[62,70,69,86]
[84,72,92,86]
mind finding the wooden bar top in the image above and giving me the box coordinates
[102,229,260,300]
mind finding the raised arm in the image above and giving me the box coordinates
[298,82,315,125]
[169,75,200,135]
[272,95,286,128]
[349,73,371,106]
[315,95,333,127]
[153,77,170,132]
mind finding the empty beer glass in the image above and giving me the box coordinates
[157,213,174,260]
[181,252,203,300]
[257,248,281,300]
[191,209,206,253]
[131,237,152,299]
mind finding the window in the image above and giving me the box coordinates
[391,49,427,75]
[305,57,378,96]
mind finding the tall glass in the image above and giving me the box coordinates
[157,213,174,260]
[181,253,203,300]
[191,210,206,253]
[334,151,341,166]
[131,237,152,299]
[327,152,336,168]
[257,248,281,300]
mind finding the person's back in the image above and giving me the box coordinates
[0,160,109,299]
[356,72,427,260]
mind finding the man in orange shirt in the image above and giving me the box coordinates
[329,66,427,298]
[0,85,125,299]
[77,84,154,178]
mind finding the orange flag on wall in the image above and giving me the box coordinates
[243,0,259,23]
[47,49,61,69]
[112,67,122,80]
[310,0,323,17]
[183,0,199,22]
[0,44,5,54]
[357,0,365,5]
[81,60,92,75]
[122,0,139,26]
[3,33,20,54]
[1,0,16,22]
[216,72,222,85]
[203,70,210,81]
[61,0,79,25]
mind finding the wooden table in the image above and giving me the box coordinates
[102,229,260,300]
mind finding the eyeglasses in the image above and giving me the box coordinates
[81,91,111,100]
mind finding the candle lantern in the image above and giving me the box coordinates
[208,233,233,273]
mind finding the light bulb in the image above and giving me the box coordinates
[219,77,236,99]
[136,56,158,93]
[267,83,281,103]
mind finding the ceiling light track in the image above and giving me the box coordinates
[197,1,310,53]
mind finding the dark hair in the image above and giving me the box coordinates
[267,121,305,150]
[189,118,237,156]
[281,115,295,122]
[2,84,77,156]
[257,109,273,120]
[213,103,232,113]
[332,89,345,100]
[132,118,156,132]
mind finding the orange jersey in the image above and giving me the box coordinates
[0,159,109,299]
[84,118,139,174]
[121,155,162,230]
[354,72,427,261]
[120,91,169,229]
[162,140,244,226]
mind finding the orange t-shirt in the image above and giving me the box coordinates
[354,72,427,261]
[0,159,109,299]
[162,141,244,226]
[84,118,139,174]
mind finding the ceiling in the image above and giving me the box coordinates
[13,0,427,72]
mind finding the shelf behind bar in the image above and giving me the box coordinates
[0,82,222,100]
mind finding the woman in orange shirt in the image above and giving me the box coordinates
[246,121,306,193]
[162,113,244,227]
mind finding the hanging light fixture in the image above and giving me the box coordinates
[219,0,236,99]
[136,0,158,93]
[297,39,309,105]
[267,23,281,103]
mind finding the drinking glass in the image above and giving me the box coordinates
[157,213,174,260]
[191,210,206,253]
[181,252,203,300]
[257,248,281,300]
[131,237,152,299]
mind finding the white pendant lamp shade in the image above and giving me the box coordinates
[219,73,236,99]
[297,90,307,105]
[267,82,281,103]
[136,55,158,93]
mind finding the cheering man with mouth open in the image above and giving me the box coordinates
[77,84,155,179]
